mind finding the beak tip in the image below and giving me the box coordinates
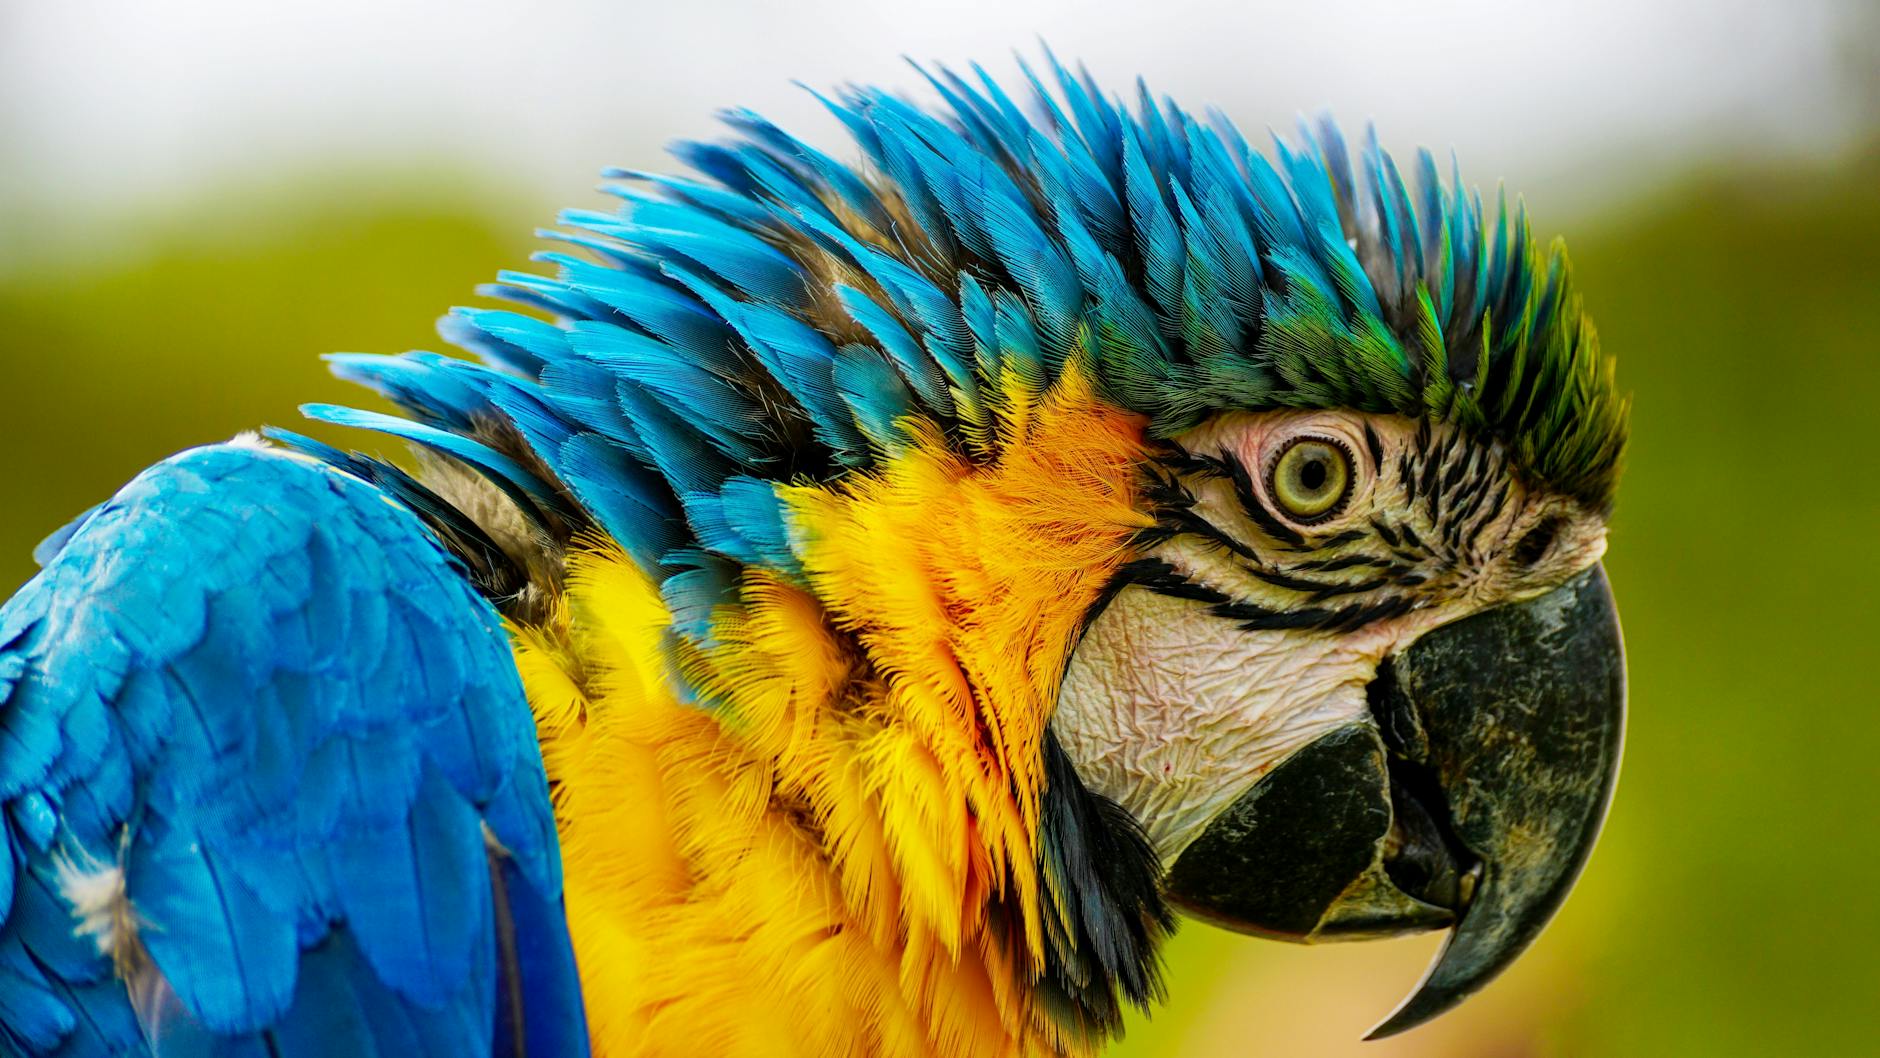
[1361,988,1457,1041]
[1361,949,1470,1041]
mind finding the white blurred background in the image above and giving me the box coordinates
[3,0,1873,234]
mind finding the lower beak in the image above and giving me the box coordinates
[1161,565,1626,1038]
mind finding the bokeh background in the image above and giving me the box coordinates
[4,2,1878,1054]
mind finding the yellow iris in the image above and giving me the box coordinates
[1270,437,1352,520]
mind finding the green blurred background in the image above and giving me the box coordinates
[3,2,1878,1054]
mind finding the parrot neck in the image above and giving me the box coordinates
[509,369,1173,1056]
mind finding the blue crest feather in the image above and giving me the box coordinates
[293,52,1626,636]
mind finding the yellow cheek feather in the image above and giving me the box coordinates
[511,365,1154,1058]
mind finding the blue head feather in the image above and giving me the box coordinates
[310,53,1626,607]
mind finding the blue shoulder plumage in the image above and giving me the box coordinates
[0,442,584,1057]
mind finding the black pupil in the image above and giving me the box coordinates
[1297,456,1328,492]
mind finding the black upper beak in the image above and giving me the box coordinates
[1364,563,1626,1037]
[1160,564,1625,1038]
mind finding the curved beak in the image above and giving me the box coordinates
[1364,563,1626,1037]
[1159,565,1625,1038]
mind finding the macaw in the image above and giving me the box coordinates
[0,54,1629,1058]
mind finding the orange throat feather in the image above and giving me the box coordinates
[507,367,1173,1058]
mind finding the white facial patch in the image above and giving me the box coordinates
[1054,583,1389,865]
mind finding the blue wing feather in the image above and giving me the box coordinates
[0,443,586,1057]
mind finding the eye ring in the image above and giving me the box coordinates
[1266,435,1355,523]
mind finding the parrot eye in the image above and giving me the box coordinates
[1268,436,1354,522]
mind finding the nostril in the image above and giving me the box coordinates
[1511,516,1563,567]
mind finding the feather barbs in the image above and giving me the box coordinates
[513,369,1153,1056]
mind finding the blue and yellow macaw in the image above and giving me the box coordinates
[0,54,1629,1058]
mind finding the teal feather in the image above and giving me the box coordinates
[834,344,918,453]
[566,321,767,463]
[836,285,953,413]
[657,552,738,643]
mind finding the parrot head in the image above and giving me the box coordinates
[1057,409,1623,1037]
[317,53,1629,1054]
